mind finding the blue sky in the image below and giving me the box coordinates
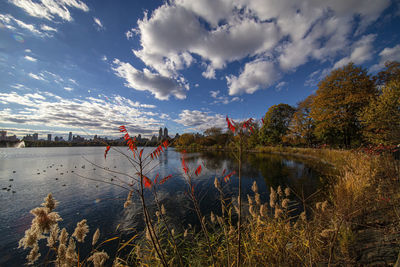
[1,0,400,139]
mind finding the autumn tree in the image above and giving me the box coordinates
[286,95,315,146]
[310,63,377,147]
[259,103,295,145]
[374,61,400,86]
[176,133,195,146]
[359,80,400,145]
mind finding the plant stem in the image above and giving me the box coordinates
[236,132,243,267]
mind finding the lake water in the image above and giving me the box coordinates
[0,147,325,266]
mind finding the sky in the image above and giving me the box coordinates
[1,0,400,139]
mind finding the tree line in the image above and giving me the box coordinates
[176,61,400,149]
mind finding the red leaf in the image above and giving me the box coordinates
[163,140,169,149]
[150,153,154,160]
[159,174,172,184]
[104,145,111,159]
[223,171,236,182]
[261,118,264,124]
[154,173,159,184]
[181,152,189,174]
[139,149,144,158]
[222,169,226,176]
[143,175,152,188]
[195,165,202,176]
[119,125,127,132]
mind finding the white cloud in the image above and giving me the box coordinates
[101,55,107,61]
[93,17,104,30]
[112,59,189,100]
[0,13,57,37]
[28,73,46,81]
[174,109,227,131]
[370,44,400,72]
[333,34,376,69]
[41,24,57,32]
[227,60,278,95]
[24,49,32,53]
[125,29,135,40]
[275,81,287,91]
[68,78,78,85]
[209,90,241,104]
[64,87,73,91]
[10,0,89,22]
[126,0,390,96]
[24,55,37,62]
[0,91,162,137]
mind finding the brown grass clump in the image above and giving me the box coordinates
[18,194,110,266]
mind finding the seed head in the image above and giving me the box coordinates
[26,243,40,265]
[277,186,283,197]
[42,193,58,212]
[65,238,78,266]
[260,204,267,217]
[247,194,253,205]
[282,198,289,209]
[31,207,62,233]
[92,228,100,246]
[269,187,277,208]
[72,219,89,243]
[214,177,220,189]
[124,191,133,208]
[210,212,216,224]
[59,228,68,245]
[145,228,151,241]
[321,201,328,212]
[19,226,41,249]
[88,251,109,267]
[255,193,261,205]
[47,224,59,248]
[183,229,188,238]
[274,208,283,219]
[161,204,166,215]
[57,243,67,264]
[251,181,258,193]
[300,211,306,221]
[284,187,290,197]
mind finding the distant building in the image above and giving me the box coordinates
[47,134,52,141]
[164,127,168,139]
[158,127,163,141]
[8,135,18,141]
[151,135,157,142]
[0,131,6,141]
[72,135,85,142]
[68,132,72,142]
[23,134,33,141]
[55,136,65,142]
[33,133,38,141]
[137,134,142,141]
[174,133,180,139]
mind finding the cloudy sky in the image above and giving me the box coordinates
[1,0,400,139]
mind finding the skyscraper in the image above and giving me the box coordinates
[33,133,38,141]
[158,127,163,141]
[68,132,72,142]
[47,134,52,141]
[164,127,168,138]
